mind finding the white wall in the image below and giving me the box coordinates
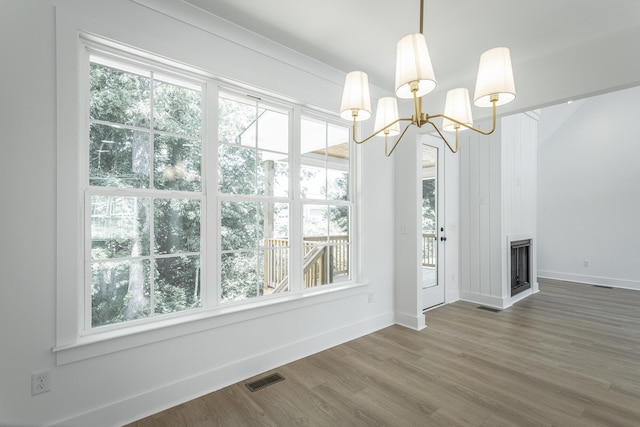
[0,1,394,425]
[393,127,424,329]
[537,86,640,290]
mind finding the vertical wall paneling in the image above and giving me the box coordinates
[478,132,491,296]
[460,113,539,308]
[459,139,471,297]
[469,136,481,295]
[489,130,503,298]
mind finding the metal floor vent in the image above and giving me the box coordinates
[478,306,501,313]
[592,285,613,289]
[245,373,285,392]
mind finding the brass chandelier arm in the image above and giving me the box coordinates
[385,122,414,157]
[429,99,498,136]
[426,98,499,153]
[350,94,501,155]
[351,115,413,145]
[428,121,459,153]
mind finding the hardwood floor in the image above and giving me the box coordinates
[127,279,640,426]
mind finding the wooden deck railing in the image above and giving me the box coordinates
[264,235,349,293]
[422,233,436,267]
[263,238,290,292]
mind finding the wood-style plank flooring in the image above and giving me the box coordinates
[127,279,640,426]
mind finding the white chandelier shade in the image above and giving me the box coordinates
[339,71,371,121]
[474,47,516,107]
[394,33,437,99]
[374,97,401,137]
[443,88,473,132]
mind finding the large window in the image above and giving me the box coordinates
[82,46,354,334]
[87,56,204,328]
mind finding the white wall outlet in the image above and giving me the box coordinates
[368,292,374,303]
[583,260,590,268]
[31,371,51,395]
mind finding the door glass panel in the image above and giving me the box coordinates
[421,144,438,289]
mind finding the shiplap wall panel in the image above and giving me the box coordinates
[460,113,538,307]
[479,132,491,296]
[489,129,503,298]
[502,113,538,237]
[469,136,481,295]
[459,138,471,296]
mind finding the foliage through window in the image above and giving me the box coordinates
[88,56,203,328]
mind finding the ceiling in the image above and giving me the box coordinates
[184,0,640,108]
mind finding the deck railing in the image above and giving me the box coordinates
[422,233,436,267]
[263,238,290,292]
[264,235,349,293]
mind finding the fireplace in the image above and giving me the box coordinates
[510,239,531,296]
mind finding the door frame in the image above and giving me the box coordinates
[420,134,446,311]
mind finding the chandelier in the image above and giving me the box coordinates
[339,0,516,156]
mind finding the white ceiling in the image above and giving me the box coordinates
[184,0,640,109]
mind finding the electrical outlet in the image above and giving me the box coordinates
[368,292,374,303]
[31,371,51,396]
[583,260,590,268]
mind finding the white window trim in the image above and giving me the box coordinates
[55,32,362,366]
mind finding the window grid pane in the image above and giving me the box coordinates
[220,199,291,301]
[91,259,151,327]
[300,114,352,288]
[218,92,292,304]
[218,95,290,197]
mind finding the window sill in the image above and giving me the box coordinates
[53,282,368,365]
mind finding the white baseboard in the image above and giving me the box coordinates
[52,312,395,427]
[460,284,540,310]
[446,289,460,304]
[459,291,508,309]
[395,311,426,331]
[538,271,640,291]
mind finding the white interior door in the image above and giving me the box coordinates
[421,138,445,310]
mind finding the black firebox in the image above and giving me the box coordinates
[511,239,531,296]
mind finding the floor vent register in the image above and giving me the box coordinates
[245,373,285,392]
